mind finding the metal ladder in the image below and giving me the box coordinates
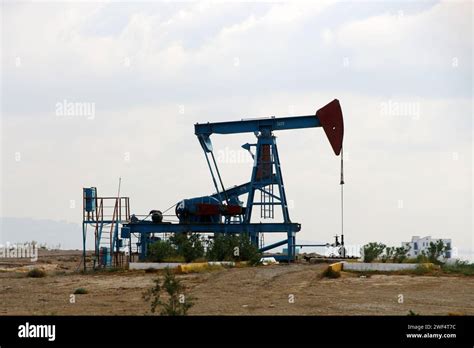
[260,184,275,219]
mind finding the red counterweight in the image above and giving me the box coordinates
[316,99,344,156]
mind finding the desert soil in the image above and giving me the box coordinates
[0,250,473,315]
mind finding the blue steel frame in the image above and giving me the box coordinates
[122,112,327,261]
[242,128,294,258]
[121,221,301,259]
[192,115,326,260]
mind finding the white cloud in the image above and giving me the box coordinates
[336,1,472,70]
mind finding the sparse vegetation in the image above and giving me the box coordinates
[392,246,410,263]
[171,233,205,263]
[147,233,261,265]
[425,240,451,265]
[321,267,341,279]
[147,233,205,263]
[442,260,474,276]
[362,242,386,263]
[414,254,430,263]
[27,268,46,278]
[178,264,223,274]
[344,265,440,277]
[411,264,431,275]
[2,249,474,316]
[143,267,194,315]
[206,234,235,261]
[381,247,394,263]
[400,241,451,265]
[408,310,420,316]
[147,239,176,262]
[206,233,261,265]
[74,288,88,294]
[362,243,410,263]
[321,266,341,279]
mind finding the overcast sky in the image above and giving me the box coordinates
[1,0,472,258]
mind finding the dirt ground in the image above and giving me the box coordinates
[0,250,473,315]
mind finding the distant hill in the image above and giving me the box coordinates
[0,217,91,249]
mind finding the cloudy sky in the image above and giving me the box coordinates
[1,0,472,258]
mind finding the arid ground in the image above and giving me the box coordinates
[1,250,473,315]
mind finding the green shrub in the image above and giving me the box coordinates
[381,247,394,263]
[321,267,341,279]
[442,260,474,276]
[206,233,261,265]
[415,254,430,263]
[362,243,386,263]
[143,267,194,315]
[236,234,262,265]
[170,233,205,263]
[148,240,176,262]
[206,234,237,261]
[412,265,431,275]
[393,246,410,263]
[426,240,450,264]
[74,288,88,294]
[27,268,46,278]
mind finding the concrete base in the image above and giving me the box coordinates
[342,262,431,271]
[208,261,235,266]
[309,257,355,264]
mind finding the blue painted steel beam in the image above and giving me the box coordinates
[259,239,288,252]
[122,222,301,235]
[189,178,275,203]
[270,254,293,262]
[257,187,282,201]
[210,181,254,201]
[195,115,321,136]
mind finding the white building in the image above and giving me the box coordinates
[402,236,452,258]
